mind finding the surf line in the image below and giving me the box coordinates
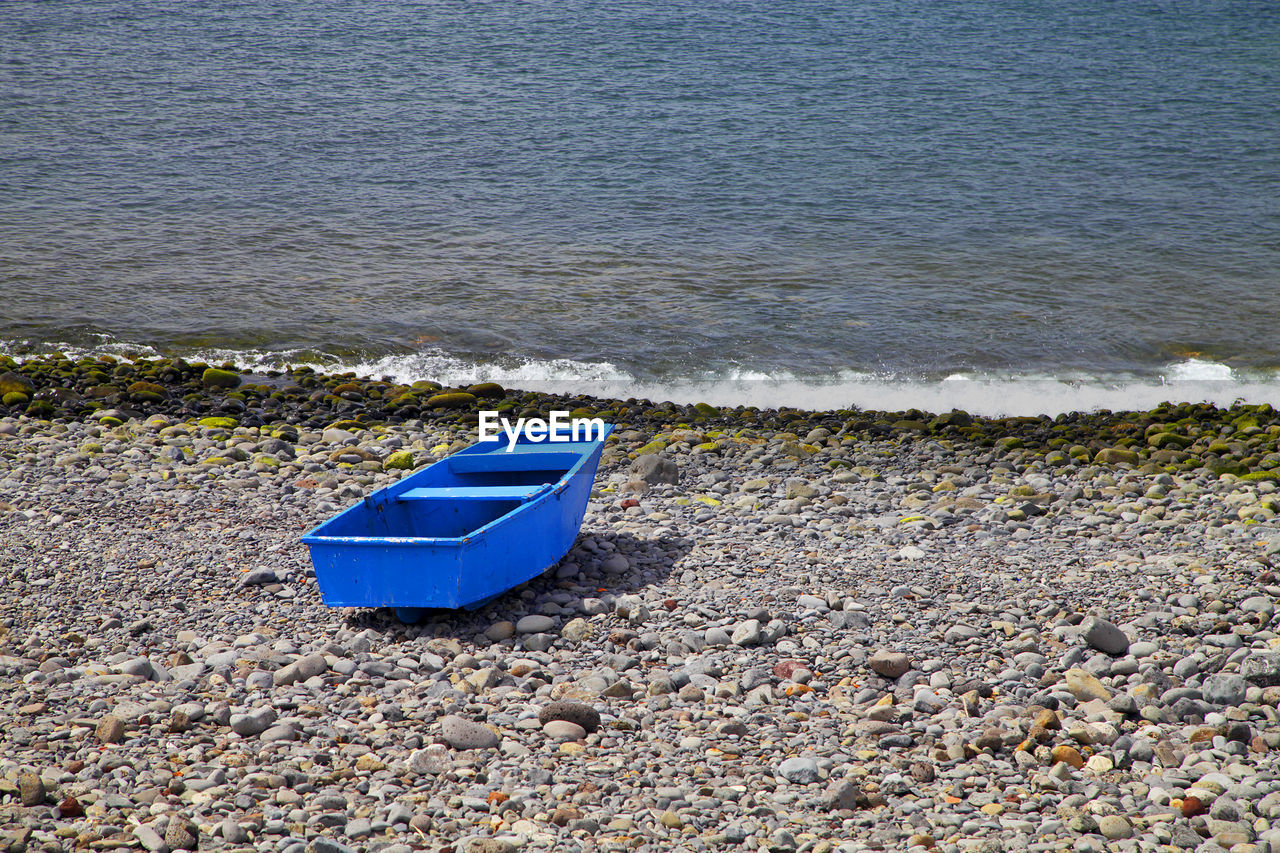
[478,411,607,452]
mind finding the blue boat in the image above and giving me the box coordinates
[301,424,614,621]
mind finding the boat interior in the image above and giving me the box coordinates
[319,450,582,539]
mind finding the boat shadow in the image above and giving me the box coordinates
[345,529,695,637]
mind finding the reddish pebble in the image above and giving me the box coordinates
[620,499,640,509]
[57,796,84,818]
[663,599,678,610]
[1182,796,1205,817]
[773,659,806,680]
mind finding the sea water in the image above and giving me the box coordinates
[3,0,1278,414]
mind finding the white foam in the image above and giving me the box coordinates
[6,342,1279,417]
[1163,357,1234,381]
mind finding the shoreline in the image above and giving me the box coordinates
[2,354,1279,476]
[2,353,1280,851]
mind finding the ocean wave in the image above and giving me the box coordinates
[6,340,1278,417]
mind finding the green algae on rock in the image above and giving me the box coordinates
[201,367,241,389]
[426,392,477,409]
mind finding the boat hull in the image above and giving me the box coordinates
[301,427,611,612]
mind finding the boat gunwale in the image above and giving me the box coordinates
[300,425,613,547]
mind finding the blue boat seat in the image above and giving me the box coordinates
[397,484,552,502]
[447,452,580,474]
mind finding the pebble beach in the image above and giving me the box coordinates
[3,356,1280,853]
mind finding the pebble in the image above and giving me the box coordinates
[1081,615,1130,655]
[95,713,125,743]
[777,756,821,784]
[3,387,1280,853]
[515,614,555,634]
[542,719,586,741]
[538,700,601,732]
[440,714,500,749]
[868,649,910,678]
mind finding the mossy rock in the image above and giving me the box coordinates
[1240,471,1280,482]
[0,371,35,397]
[1148,432,1191,449]
[1044,450,1070,466]
[97,416,123,427]
[201,368,241,389]
[995,436,1024,449]
[127,380,168,404]
[385,450,415,470]
[411,380,443,392]
[1094,447,1140,465]
[2,391,29,407]
[426,392,477,409]
[332,382,364,396]
[328,419,366,431]
[467,382,505,399]
[1207,441,1233,454]
[1205,458,1249,477]
[24,400,54,417]
[693,402,719,417]
[198,416,238,429]
[634,439,668,456]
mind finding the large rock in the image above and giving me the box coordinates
[822,779,864,811]
[1081,616,1130,656]
[1064,668,1111,702]
[164,817,199,851]
[1242,653,1280,687]
[1202,674,1248,706]
[868,650,910,679]
[0,372,35,397]
[630,455,679,485]
[273,654,328,686]
[440,714,500,750]
[515,614,555,634]
[95,714,126,744]
[229,706,277,736]
[538,701,601,733]
[200,367,241,389]
[17,772,44,807]
[777,756,821,784]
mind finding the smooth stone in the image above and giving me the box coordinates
[440,714,500,750]
[868,650,910,679]
[516,614,555,634]
[538,701,601,732]
[1082,616,1130,656]
[542,720,587,741]
[777,756,821,784]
